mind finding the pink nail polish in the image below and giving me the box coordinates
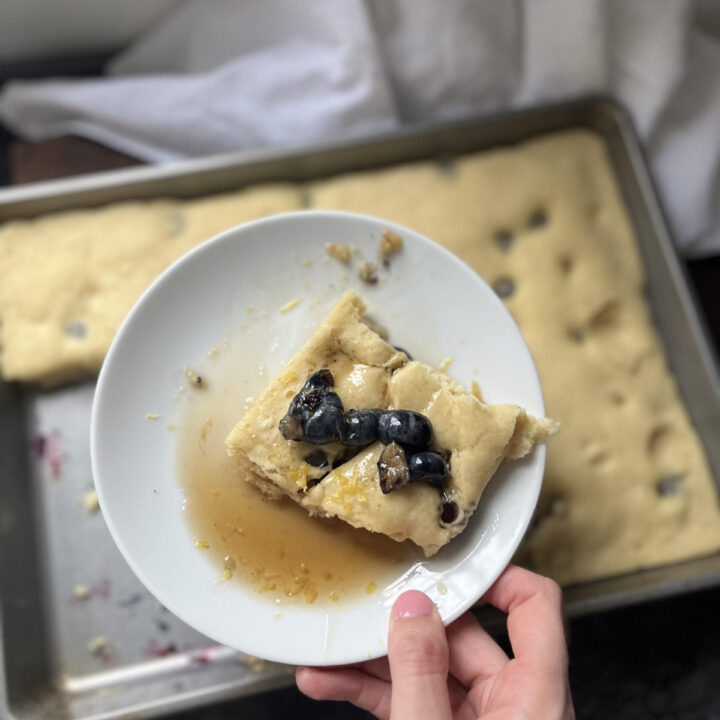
[393,590,434,619]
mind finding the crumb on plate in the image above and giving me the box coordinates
[185,369,204,388]
[279,298,302,314]
[358,261,378,284]
[325,243,351,263]
[380,229,403,258]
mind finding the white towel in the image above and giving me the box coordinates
[1,0,719,257]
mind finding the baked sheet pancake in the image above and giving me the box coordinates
[226,291,557,556]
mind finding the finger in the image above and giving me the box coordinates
[356,658,391,682]
[388,590,452,720]
[296,667,391,719]
[448,673,472,714]
[482,565,568,676]
[446,611,509,687]
[327,658,391,682]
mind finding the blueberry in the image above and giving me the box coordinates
[289,385,342,416]
[529,208,548,228]
[439,491,463,527]
[656,474,684,497]
[279,414,303,441]
[493,277,515,299]
[303,369,334,390]
[287,387,324,423]
[304,449,328,468]
[332,452,349,469]
[302,404,343,444]
[408,452,448,489]
[377,442,410,494]
[494,229,514,252]
[321,388,344,412]
[282,371,344,443]
[287,370,343,425]
[440,500,460,525]
[378,410,432,451]
[340,409,382,446]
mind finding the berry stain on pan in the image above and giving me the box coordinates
[145,639,179,658]
[29,430,65,479]
[70,579,111,604]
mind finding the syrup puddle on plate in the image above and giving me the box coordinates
[175,312,421,608]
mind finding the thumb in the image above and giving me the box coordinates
[388,590,452,720]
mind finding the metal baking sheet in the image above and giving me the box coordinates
[2,97,719,719]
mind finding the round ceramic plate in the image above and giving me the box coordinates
[91,211,546,666]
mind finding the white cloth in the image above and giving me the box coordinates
[0,0,719,257]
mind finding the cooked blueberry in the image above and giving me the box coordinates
[304,449,328,468]
[302,404,343,444]
[493,277,515,299]
[377,442,410,494]
[303,369,334,390]
[529,208,548,228]
[494,229,514,251]
[286,383,343,428]
[281,371,346,444]
[287,387,324,421]
[279,415,303,441]
[321,388,344,412]
[440,500,460,525]
[332,451,350,469]
[378,411,432,451]
[340,409,382,446]
[408,452,448,489]
[656,474,684,497]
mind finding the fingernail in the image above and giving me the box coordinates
[393,590,434,619]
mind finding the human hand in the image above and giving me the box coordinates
[296,565,575,719]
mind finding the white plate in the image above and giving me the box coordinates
[91,211,546,666]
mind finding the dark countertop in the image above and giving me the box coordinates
[2,125,720,720]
